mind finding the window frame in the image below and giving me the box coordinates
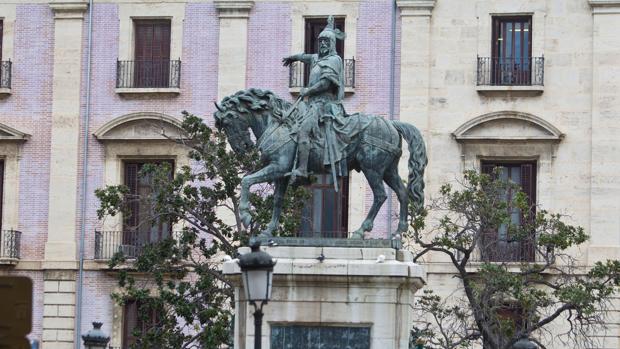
[131,19,172,88]
[299,174,349,238]
[480,160,537,262]
[122,159,175,246]
[303,17,345,87]
[490,15,533,86]
[122,299,161,349]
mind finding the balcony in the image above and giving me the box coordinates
[289,58,355,94]
[0,61,12,95]
[116,60,181,95]
[476,56,544,95]
[0,230,21,265]
[473,233,538,263]
[94,230,181,260]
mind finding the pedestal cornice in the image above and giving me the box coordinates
[49,0,88,19]
[397,0,436,17]
[214,0,254,18]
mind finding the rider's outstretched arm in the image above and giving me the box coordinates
[282,53,313,66]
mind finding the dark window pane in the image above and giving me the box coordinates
[480,161,536,262]
[123,160,174,244]
[299,174,349,237]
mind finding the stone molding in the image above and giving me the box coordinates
[93,112,184,141]
[589,0,620,13]
[0,122,30,142]
[49,1,88,19]
[397,0,436,16]
[453,111,564,143]
[214,0,254,18]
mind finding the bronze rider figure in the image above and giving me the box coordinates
[282,16,348,189]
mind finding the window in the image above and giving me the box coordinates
[491,16,532,85]
[0,19,9,90]
[0,20,3,61]
[133,19,171,88]
[303,17,345,87]
[0,160,3,229]
[484,303,527,349]
[305,17,345,57]
[123,300,161,349]
[480,161,536,262]
[123,160,173,250]
[299,175,349,238]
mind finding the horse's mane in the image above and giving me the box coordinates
[215,88,293,127]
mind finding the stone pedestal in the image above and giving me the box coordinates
[223,243,426,349]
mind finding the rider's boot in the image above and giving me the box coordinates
[290,139,310,184]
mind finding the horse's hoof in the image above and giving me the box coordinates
[350,231,364,239]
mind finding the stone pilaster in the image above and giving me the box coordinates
[44,0,87,265]
[214,0,254,99]
[42,271,77,349]
[397,0,435,131]
[588,0,620,263]
[396,0,435,189]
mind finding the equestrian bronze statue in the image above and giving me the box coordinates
[214,16,427,239]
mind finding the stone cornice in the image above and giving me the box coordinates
[214,0,254,19]
[49,0,88,19]
[396,0,436,17]
[589,0,620,13]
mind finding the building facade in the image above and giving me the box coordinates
[0,0,619,348]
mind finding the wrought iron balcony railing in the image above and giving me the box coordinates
[289,58,355,89]
[473,233,538,263]
[116,60,181,89]
[477,56,544,86]
[0,230,21,260]
[0,61,12,89]
[95,230,182,260]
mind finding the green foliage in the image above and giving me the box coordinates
[408,170,620,349]
[95,111,308,348]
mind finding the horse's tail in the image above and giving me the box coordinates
[392,120,427,212]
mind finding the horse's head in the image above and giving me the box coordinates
[213,96,254,153]
[214,89,291,153]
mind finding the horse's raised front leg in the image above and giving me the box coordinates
[261,177,289,237]
[352,168,387,239]
[239,164,284,230]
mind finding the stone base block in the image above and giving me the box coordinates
[223,245,426,349]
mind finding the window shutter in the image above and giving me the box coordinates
[124,163,140,230]
[0,161,4,230]
[134,20,171,87]
[0,21,3,62]
[480,162,497,261]
[123,301,139,348]
[519,163,536,207]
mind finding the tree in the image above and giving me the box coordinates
[95,112,308,349]
[406,170,620,349]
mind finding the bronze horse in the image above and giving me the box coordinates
[214,88,427,239]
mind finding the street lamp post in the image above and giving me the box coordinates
[238,241,276,349]
[81,322,110,349]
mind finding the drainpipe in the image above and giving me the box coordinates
[75,0,94,345]
[387,0,397,236]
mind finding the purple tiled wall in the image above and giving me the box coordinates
[79,3,221,260]
[0,4,54,261]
